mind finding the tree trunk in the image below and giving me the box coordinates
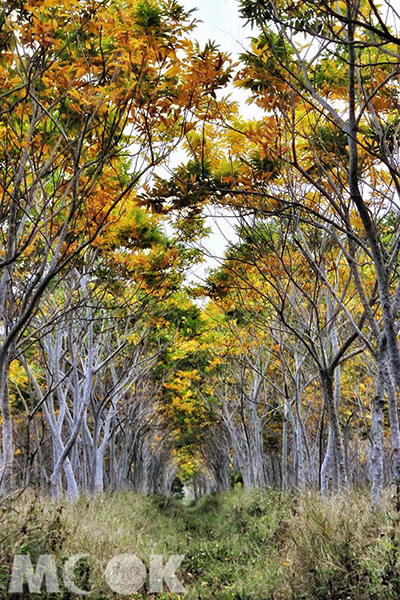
[371,366,385,508]
[320,371,347,490]
[0,352,13,495]
[382,358,400,508]
[281,396,289,491]
[321,424,334,493]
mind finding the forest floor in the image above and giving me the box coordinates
[1,488,400,599]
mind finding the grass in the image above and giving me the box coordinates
[1,488,400,599]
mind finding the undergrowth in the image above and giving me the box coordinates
[1,488,399,599]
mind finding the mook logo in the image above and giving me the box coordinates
[8,553,186,595]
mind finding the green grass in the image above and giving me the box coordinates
[1,489,400,599]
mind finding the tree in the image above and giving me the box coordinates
[0,0,232,494]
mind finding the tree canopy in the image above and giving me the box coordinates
[1,0,400,508]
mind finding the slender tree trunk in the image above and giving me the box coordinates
[371,365,385,507]
[294,390,305,488]
[0,351,13,495]
[382,359,400,506]
[321,424,334,493]
[94,446,107,493]
[281,396,289,491]
[51,437,79,502]
[320,371,347,489]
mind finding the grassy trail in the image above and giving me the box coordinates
[1,489,400,599]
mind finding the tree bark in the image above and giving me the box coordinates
[371,363,385,507]
[0,353,13,494]
[320,370,347,490]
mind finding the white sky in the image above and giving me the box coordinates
[181,0,261,120]
[172,0,260,283]
[181,0,250,52]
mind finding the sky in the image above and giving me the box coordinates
[181,0,250,51]
[180,0,261,120]
[171,0,260,283]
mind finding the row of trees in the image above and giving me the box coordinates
[2,0,400,506]
[0,0,230,498]
[151,0,400,505]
